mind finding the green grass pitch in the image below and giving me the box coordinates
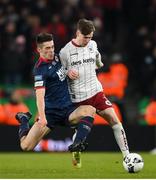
[0,152,155,179]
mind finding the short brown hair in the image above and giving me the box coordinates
[36,33,53,45]
[77,19,95,35]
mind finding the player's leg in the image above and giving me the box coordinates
[16,112,51,151]
[68,105,95,151]
[98,107,129,158]
[20,122,50,151]
[68,105,95,168]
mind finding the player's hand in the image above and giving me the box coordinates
[96,61,104,69]
[67,69,79,80]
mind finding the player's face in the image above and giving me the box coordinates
[38,40,55,60]
[77,31,93,46]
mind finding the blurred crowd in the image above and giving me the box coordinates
[0,0,156,125]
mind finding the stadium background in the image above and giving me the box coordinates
[0,0,156,152]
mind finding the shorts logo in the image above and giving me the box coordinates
[35,81,44,87]
[103,96,112,106]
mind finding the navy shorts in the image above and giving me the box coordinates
[45,104,77,129]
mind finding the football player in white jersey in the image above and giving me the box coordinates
[60,19,130,168]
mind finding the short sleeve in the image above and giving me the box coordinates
[33,67,46,89]
[59,47,68,69]
[91,40,103,68]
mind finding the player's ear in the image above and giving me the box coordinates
[37,47,41,53]
[76,30,80,37]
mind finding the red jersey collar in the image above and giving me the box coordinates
[71,39,82,47]
[38,57,52,63]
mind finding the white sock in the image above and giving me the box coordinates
[112,123,129,158]
[72,130,77,142]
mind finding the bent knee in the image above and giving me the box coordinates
[21,142,34,151]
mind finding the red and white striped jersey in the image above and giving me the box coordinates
[60,40,103,103]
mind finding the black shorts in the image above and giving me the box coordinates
[45,104,77,129]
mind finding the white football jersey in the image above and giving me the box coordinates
[60,40,103,102]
